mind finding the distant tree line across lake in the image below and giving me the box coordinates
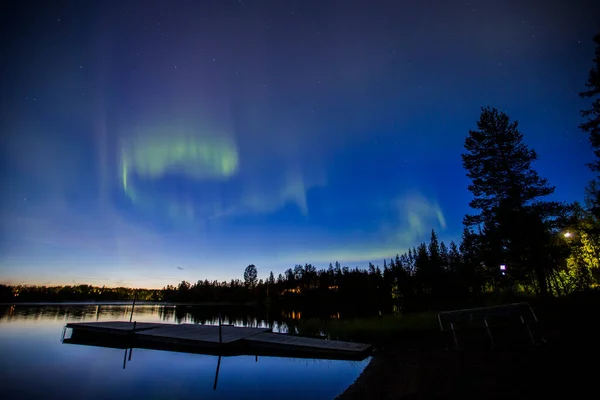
[2,33,600,313]
[1,217,598,312]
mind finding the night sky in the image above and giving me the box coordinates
[1,0,599,288]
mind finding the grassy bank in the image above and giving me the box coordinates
[335,291,600,399]
[297,312,440,349]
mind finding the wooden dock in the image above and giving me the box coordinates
[65,321,167,334]
[136,324,270,345]
[63,321,372,361]
[245,332,371,354]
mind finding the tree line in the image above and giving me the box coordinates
[1,33,599,311]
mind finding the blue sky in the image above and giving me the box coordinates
[1,0,598,288]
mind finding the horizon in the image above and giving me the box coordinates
[1,0,599,288]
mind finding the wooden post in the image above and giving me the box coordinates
[129,294,137,322]
[128,347,133,361]
[122,348,128,369]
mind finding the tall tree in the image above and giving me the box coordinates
[462,107,554,226]
[414,243,430,296]
[426,230,445,306]
[459,227,483,295]
[579,33,600,217]
[243,264,258,288]
[462,107,557,295]
[439,241,450,272]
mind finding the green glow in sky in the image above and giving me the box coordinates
[122,133,238,182]
[119,126,239,217]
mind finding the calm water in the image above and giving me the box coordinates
[0,304,369,400]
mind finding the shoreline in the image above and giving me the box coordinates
[337,347,420,399]
[0,301,254,306]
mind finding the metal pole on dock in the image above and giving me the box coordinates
[129,294,137,323]
[218,312,222,344]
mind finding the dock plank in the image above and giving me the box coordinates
[244,332,371,353]
[66,321,169,332]
[137,324,270,344]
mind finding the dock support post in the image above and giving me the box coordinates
[128,347,133,361]
[122,348,128,369]
[255,355,258,363]
[129,294,137,323]
[218,312,222,344]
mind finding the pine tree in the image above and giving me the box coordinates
[439,241,450,272]
[414,243,430,294]
[448,241,461,275]
[428,229,441,266]
[462,107,554,226]
[459,227,483,295]
[462,107,558,295]
[426,230,445,306]
[579,33,600,217]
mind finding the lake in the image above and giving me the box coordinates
[0,304,370,400]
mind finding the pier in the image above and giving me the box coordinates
[63,321,372,361]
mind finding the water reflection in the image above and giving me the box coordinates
[0,304,357,332]
[0,305,370,400]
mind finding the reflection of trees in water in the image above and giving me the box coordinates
[0,304,367,340]
[158,306,176,322]
[160,306,278,329]
[0,304,163,322]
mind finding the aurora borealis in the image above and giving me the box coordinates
[1,0,599,288]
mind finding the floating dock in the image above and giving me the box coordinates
[63,321,372,361]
